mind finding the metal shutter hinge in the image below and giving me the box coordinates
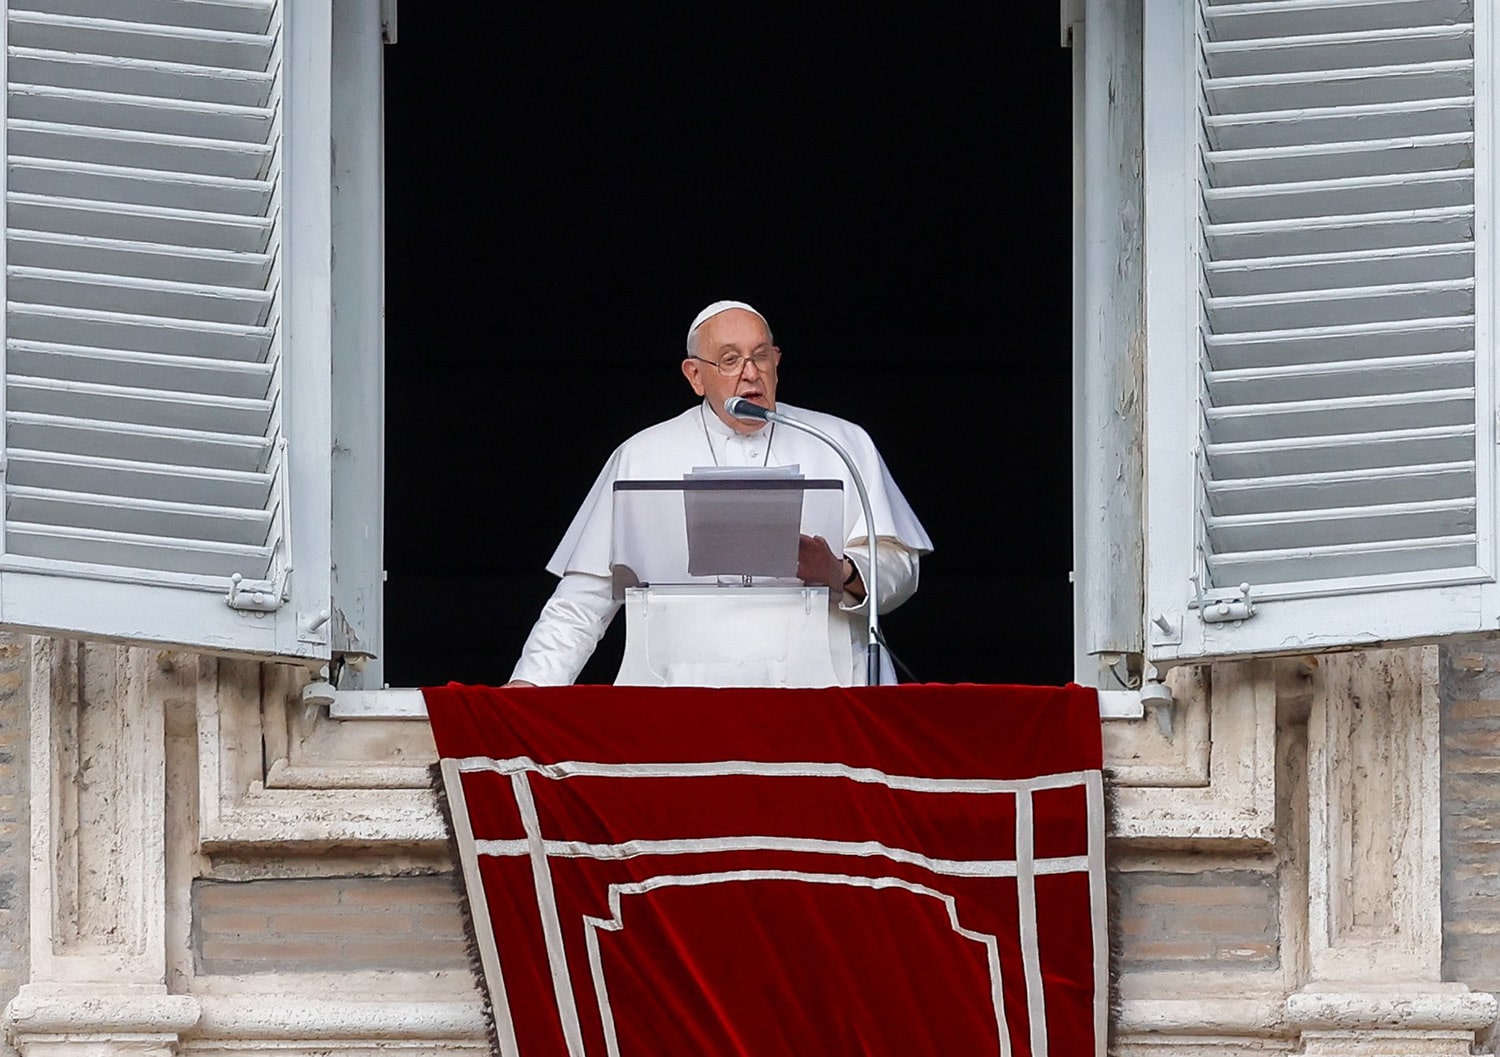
[1190,575,1255,624]
[227,573,286,612]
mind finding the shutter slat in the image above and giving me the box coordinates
[7,448,272,508]
[7,412,271,473]
[1206,131,1473,186]
[1205,534,1477,583]
[10,156,273,214]
[1205,59,1472,111]
[1205,316,1472,368]
[8,121,274,179]
[9,485,272,545]
[1206,461,1475,514]
[1206,423,1474,478]
[1204,242,1472,296]
[1205,278,1473,329]
[1205,205,1473,258]
[1207,497,1474,552]
[4,520,273,577]
[1204,0,1471,41]
[8,266,273,325]
[7,46,275,107]
[9,12,276,71]
[9,231,274,287]
[1205,350,1474,402]
[8,340,273,397]
[1203,23,1473,78]
[1204,168,1473,223]
[1206,97,1473,151]
[1204,387,1474,443]
[12,0,276,36]
[8,376,273,435]
[8,193,273,252]
[9,84,274,142]
[8,303,273,361]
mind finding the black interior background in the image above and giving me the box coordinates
[382,4,1074,687]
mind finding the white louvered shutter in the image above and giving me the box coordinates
[0,0,346,659]
[1143,0,1498,661]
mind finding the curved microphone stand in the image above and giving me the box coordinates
[725,397,883,685]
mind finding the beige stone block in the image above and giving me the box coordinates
[1132,883,1270,907]
[198,878,342,910]
[269,910,414,936]
[1125,937,1215,960]
[1215,942,1276,961]
[1447,698,1500,719]
[340,937,468,968]
[339,878,459,907]
[197,911,271,935]
[200,937,340,964]
[1444,918,1500,935]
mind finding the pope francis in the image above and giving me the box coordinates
[506,300,933,686]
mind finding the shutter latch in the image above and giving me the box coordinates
[227,573,286,613]
[1190,575,1254,624]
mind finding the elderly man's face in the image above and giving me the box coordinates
[681,308,781,434]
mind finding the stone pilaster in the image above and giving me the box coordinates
[1292,647,1495,1054]
[4,639,198,1055]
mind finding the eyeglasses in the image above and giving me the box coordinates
[689,350,779,376]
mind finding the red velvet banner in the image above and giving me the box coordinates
[424,683,1106,1057]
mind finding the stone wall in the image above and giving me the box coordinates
[4,635,1499,1055]
[1117,869,1279,972]
[0,635,26,1057]
[193,875,469,974]
[1442,643,1500,993]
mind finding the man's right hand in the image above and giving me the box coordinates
[502,679,537,688]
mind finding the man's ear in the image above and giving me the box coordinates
[682,358,706,397]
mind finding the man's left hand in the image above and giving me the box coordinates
[798,534,854,598]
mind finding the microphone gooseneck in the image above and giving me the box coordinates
[721,399,885,685]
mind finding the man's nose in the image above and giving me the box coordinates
[740,357,761,379]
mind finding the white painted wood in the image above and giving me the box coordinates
[1142,0,1202,659]
[328,0,386,678]
[1144,0,1500,660]
[1075,0,1146,674]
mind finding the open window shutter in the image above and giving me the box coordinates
[1144,0,1496,661]
[0,0,339,658]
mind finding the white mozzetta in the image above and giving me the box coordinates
[1144,0,1500,661]
[0,0,341,658]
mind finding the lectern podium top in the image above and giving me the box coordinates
[610,471,845,599]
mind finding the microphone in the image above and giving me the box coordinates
[719,396,886,686]
[724,396,771,421]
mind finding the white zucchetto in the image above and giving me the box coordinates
[685,300,768,353]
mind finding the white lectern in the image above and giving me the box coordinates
[610,472,847,688]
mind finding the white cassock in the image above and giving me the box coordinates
[509,400,935,685]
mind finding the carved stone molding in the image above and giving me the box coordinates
[1110,659,1277,846]
[196,657,444,849]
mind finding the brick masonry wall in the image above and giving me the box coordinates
[194,875,471,974]
[1441,642,1500,989]
[0,634,27,1057]
[1115,869,1279,972]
